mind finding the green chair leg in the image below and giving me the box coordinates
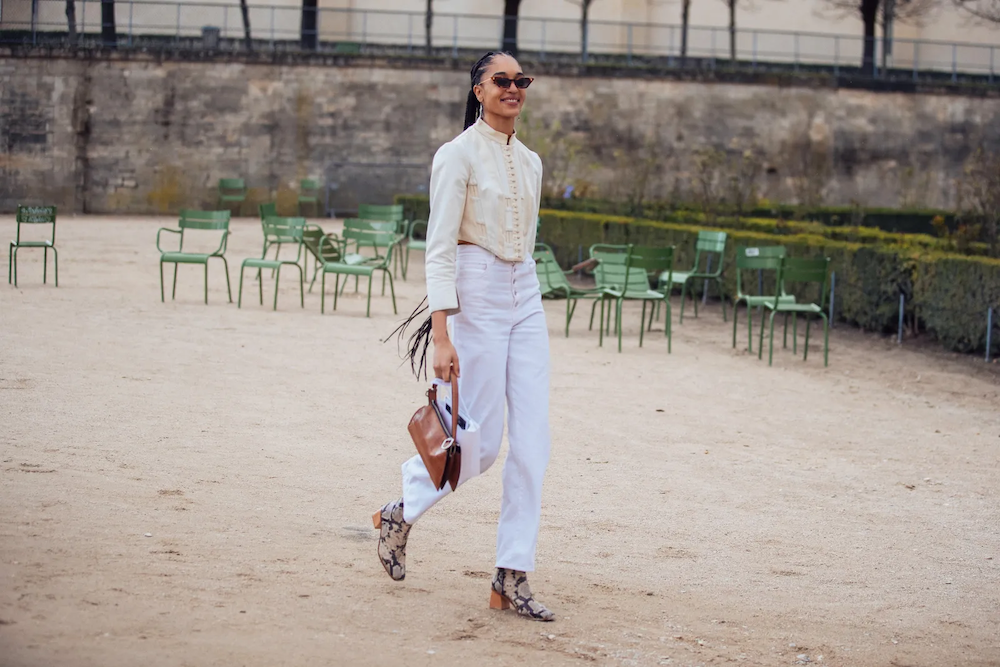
[203,263,209,304]
[334,274,341,311]
[717,278,727,322]
[321,272,327,314]
[617,298,624,353]
[679,279,688,323]
[297,264,305,308]
[664,299,672,353]
[386,269,397,314]
[804,315,811,361]
[598,299,605,347]
[273,265,282,311]
[258,266,264,304]
[238,265,245,308]
[221,257,232,303]
[365,275,373,317]
[159,261,165,302]
[172,264,179,300]
[43,247,48,284]
[823,315,829,367]
[12,246,17,287]
[51,246,58,287]
[793,313,798,354]
[767,311,778,366]
[732,299,740,348]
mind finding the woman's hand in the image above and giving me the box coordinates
[433,337,460,382]
[431,310,460,381]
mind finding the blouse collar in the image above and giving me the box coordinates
[474,117,517,146]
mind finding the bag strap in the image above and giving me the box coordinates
[450,377,459,440]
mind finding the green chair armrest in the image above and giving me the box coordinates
[156,227,182,253]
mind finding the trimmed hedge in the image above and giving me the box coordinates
[394,194,988,256]
[540,196,960,238]
[394,195,1000,354]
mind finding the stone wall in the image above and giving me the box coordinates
[2,54,999,214]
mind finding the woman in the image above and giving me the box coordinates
[374,51,553,622]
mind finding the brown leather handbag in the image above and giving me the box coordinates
[408,380,462,492]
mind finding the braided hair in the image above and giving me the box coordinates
[463,51,513,130]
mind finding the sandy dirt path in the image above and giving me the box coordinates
[2,216,998,667]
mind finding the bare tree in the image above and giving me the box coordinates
[821,0,939,76]
[425,0,433,55]
[502,0,523,55]
[953,0,1000,21]
[301,0,317,50]
[240,0,253,52]
[66,0,78,44]
[101,0,117,47]
[566,0,599,63]
[680,0,692,64]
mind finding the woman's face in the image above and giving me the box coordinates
[474,54,528,122]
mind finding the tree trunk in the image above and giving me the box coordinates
[680,0,691,64]
[881,0,895,71]
[861,0,879,76]
[581,0,590,63]
[240,0,253,52]
[728,0,737,64]
[65,0,77,45]
[502,0,522,55]
[425,0,433,55]
[101,0,117,47]
[301,0,318,50]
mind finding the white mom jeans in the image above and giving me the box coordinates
[401,244,551,572]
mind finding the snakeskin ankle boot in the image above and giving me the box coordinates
[372,498,411,581]
[489,568,555,621]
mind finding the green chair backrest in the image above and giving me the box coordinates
[358,204,405,222]
[179,209,231,231]
[219,178,245,192]
[342,226,398,263]
[262,216,306,245]
[15,205,57,244]
[300,178,320,192]
[590,244,631,290]
[623,245,673,292]
[776,257,830,307]
[734,245,786,297]
[313,232,345,264]
[259,202,278,219]
[689,230,727,274]
[533,242,572,295]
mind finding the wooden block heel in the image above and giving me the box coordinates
[372,511,382,529]
[489,590,511,610]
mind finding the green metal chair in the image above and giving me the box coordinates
[732,246,795,353]
[358,204,407,278]
[9,205,58,287]
[402,219,427,281]
[758,256,831,367]
[658,230,728,323]
[597,245,675,352]
[533,243,604,338]
[218,178,247,214]
[237,216,306,311]
[583,244,631,338]
[317,225,398,317]
[298,179,321,217]
[157,210,232,304]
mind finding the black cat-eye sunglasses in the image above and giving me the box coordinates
[487,74,534,90]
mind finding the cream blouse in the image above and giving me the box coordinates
[424,118,543,314]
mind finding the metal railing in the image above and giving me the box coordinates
[1,0,997,84]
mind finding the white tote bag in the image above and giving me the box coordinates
[430,378,482,488]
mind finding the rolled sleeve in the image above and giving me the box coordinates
[425,141,469,315]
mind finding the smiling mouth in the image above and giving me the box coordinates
[501,97,520,105]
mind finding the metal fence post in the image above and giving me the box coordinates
[794,33,799,72]
[834,36,839,76]
[752,31,757,70]
[987,307,994,363]
[129,0,134,47]
[913,40,919,81]
[991,46,995,85]
[829,272,836,327]
[452,15,457,58]
[270,6,275,50]
[897,294,905,344]
[362,11,368,48]
[627,24,633,65]
[176,3,181,44]
[952,43,958,82]
[407,13,412,53]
